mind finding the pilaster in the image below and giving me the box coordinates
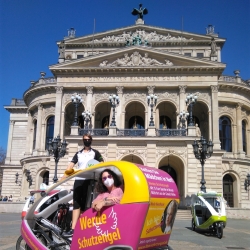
[208,111,212,140]
[236,103,245,158]
[86,86,93,112]
[5,120,15,164]
[25,112,32,156]
[35,104,43,151]
[211,86,220,149]
[116,86,124,128]
[54,86,63,137]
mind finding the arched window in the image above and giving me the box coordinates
[33,120,37,150]
[242,120,247,153]
[219,116,232,152]
[45,116,54,150]
[43,171,49,185]
[159,116,171,129]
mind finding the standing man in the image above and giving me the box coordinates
[62,133,103,237]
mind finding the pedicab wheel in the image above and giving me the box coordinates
[16,235,31,250]
[191,218,195,231]
[216,226,223,239]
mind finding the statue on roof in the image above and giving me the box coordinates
[210,37,217,57]
[132,4,148,20]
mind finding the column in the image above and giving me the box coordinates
[236,103,245,158]
[54,86,63,137]
[85,86,93,129]
[85,86,93,111]
[25,111,32,156]
[60,110,65,139]
[208,111,212,141]
[116,86,124,129]
[5,120,14,163]
[210,86,220,149]
[147,86,155,136]
[232,124,237,155]
[35,104,43,151]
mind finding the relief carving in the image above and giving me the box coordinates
[117,148,147,160]
[156,147,187,161]
[156,91,178,102]
[64,92,85,104]
[92,29,193,44]
[116,86,124,95]
[86,86,93,94]
[99,52,173,67]
[95,92,111,102]
[55,86,63,94]
[147,86,155,94]
[44,105,55,117]
[218,105,234,116]
[124,91,147,102]
[179,85,187,94]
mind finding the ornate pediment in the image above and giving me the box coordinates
[92,29,193,44]
[99,52,173,67]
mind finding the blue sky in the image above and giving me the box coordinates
[0,0,249,151]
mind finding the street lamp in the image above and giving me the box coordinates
[192,136,214,192]
[25,170,33,187]
[109,94,120,127]
[147,94,158,126]
[186,94,197,126]
[82,110,91,129]
[71,93,83,126]
[179,110,189,129]
[48,135,68,183]
[244,173,250,191]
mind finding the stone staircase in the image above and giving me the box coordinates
[175,209,192,220]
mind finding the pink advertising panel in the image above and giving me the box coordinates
[136,164,180,250]
[71,203,149,250]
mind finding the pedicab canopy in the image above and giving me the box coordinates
[21,161,179,250]
[69,161,180,250]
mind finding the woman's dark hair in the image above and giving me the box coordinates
[96,169,122,193]
[160,200,178,233]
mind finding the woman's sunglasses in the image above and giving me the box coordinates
[102,175,112,181]
[83,139,91,142]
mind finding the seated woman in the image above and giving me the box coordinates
[91,169,123,212]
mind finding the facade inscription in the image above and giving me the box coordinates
[89,76,184,82]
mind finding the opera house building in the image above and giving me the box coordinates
[1,14,250,208]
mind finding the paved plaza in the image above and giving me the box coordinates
[0,213,249,250]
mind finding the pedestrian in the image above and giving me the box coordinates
[8,195,13,202]
[30,193,35,204]
[62,133,104,237]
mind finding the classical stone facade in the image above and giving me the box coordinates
[1,22,250,208]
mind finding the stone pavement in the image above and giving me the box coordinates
[0,213,249,250]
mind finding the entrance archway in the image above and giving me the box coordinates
[158,155,185,206]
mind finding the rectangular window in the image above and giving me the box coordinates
[197,53,204,58]
[184,53,191,56]
[77,55,84,59]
